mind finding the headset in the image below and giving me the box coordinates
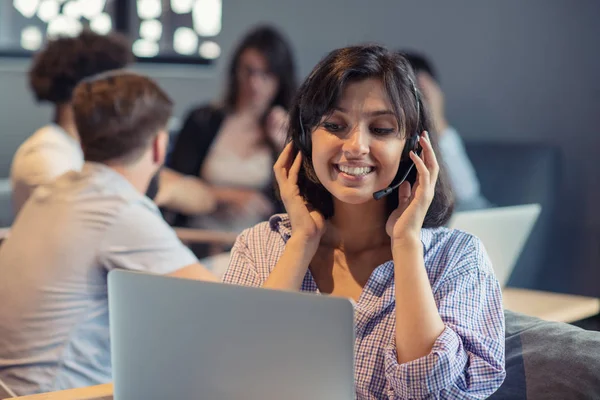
[298,77,423,201]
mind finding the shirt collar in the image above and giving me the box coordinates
[81,162,158,211]
[269,213,435,251]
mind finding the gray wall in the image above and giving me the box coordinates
[1,0,599,295]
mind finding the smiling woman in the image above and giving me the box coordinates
[223,44,506,399]
[291,46,453,224]
[311,78,406,204]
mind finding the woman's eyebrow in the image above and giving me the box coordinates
[333,107,395,117]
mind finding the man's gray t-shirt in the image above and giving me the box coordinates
[0,162,197,396]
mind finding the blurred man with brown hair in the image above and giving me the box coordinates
[0,72,216,396]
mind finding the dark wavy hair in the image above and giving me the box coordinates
[287,44,454,227]
[224,25,297,112]
[29,29,133,104]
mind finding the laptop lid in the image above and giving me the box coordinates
[448,204,541,287]
[108,270,355,400]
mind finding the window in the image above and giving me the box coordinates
[130,0,221,63]
[0,0,222,64]
[0,0,117,54]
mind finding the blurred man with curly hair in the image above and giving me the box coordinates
[10,30,133,214]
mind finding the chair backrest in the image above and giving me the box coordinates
[464,141,561,289]
[0,178,13,228]
[0,377,16,398]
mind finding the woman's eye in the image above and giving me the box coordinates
[323,122,344,132]
[372,127,395,135]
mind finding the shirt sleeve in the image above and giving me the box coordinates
[20,142,81,183]
[12,143,82,211]
[437,127,490,211]
[100,201,198,274]
[222,228,262,287]
[383,237,506,399]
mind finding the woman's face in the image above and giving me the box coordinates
[236,48,279,113]
[311,78,406,205]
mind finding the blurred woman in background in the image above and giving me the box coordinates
[167,25,297,257]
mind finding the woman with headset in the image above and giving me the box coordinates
[223,45,505,399]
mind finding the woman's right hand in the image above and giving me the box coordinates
[273,143,326,250]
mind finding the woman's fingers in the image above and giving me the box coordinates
[409,150,430,188]
[273,142,294,184]
[419,131,439,183]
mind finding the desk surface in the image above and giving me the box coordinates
[173,227,238,245]
[7,384,112,400]
[503,287,600,323]
[0,227,238,247]
[4,291,599,399]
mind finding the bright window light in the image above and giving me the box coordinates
[62,0,83,19]
[192,0,221,36]
[47,14,83,37]
[173,27,198,55]
[21,26,43,51]
[80,0,106,20]
[198,40,220,59]
[13,0,40,18]
[37,0,60,23]
[90,12,112,34]
[137,0,162,20]
[170,0,194,14]
[133,39,159,57]
[140,19,162,41]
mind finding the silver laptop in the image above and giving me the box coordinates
[108,270,355,400]
[448,204,541,287]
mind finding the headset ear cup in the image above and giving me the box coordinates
[297,110,308,154]
[401,134,418,160]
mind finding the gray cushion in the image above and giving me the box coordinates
[490,310,600,399]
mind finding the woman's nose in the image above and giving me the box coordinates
[342,125,369,157]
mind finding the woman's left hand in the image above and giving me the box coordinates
[386,131,439,244]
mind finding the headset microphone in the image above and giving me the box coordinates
[372,161,417,200]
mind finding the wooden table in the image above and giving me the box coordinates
[0,228,238,247]
[6,291,599,399]
[174,228,238,246]
[503,287,600,323]
[5,384,113,400]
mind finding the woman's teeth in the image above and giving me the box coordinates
[337,165,373,176]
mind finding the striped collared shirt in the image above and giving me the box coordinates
[223,214,506,399]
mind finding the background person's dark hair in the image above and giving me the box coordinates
[29,29,133,104]
[224,25,297,112]
[399,50,439,83]
[72,72,173,164]
[287,44,454,228]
